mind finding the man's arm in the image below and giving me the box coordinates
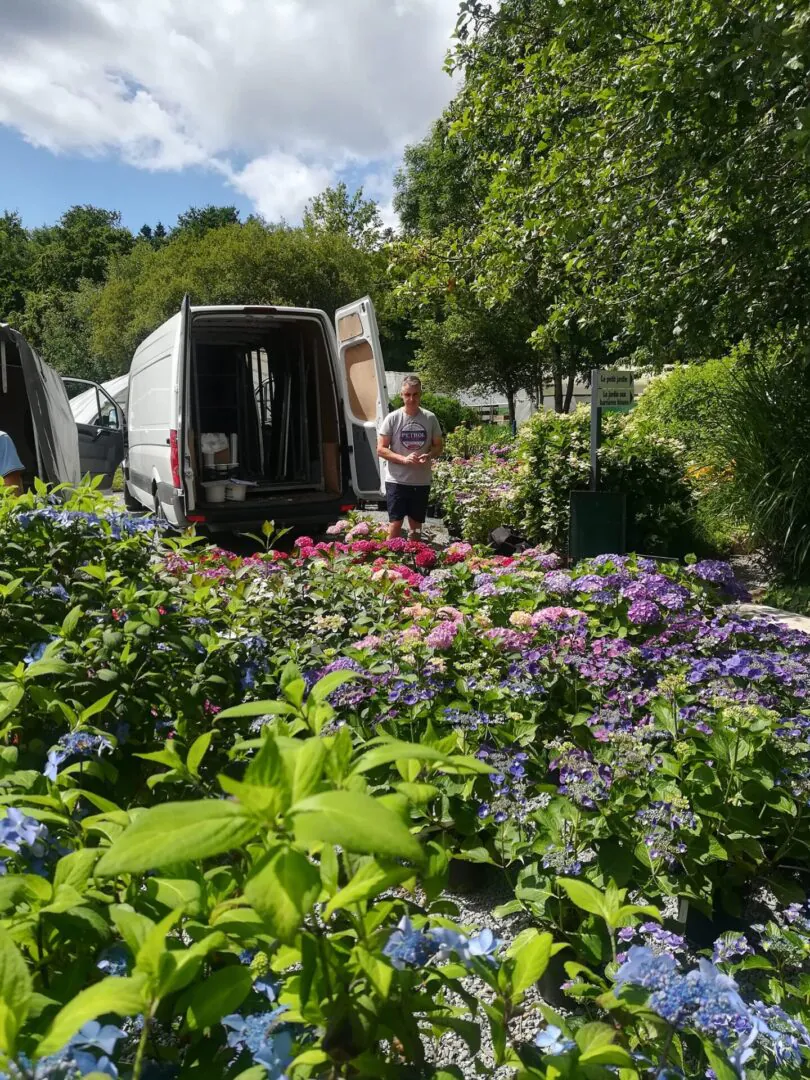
[2,471,22,495]
[418,428,443,464]
[377,434,421,466]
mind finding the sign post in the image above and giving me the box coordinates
[590,368,602,491]
[571,369,635,561]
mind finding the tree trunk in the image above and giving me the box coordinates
[563,370,575,413]
[506,390,517,434]
[552,371,563,412]
[551,343,563,412]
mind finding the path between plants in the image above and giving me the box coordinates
[736,602,810,634]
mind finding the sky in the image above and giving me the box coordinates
[0,0,460,232]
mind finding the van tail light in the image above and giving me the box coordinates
[340,504,355,512]
[187,514,206,523]
[169,429,181,488]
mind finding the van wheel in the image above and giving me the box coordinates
[123,482,141,512]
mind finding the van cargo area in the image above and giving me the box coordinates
[188,314,345,515]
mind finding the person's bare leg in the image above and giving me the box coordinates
[407,516,423,541]
[388,519,404,539]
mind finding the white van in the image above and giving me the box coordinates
[123,296,388,533]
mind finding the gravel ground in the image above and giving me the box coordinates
[425,877,545,1077]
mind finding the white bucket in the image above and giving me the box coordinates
[203,451,216,468]
[202,481,226,503]
[225,482,247,502]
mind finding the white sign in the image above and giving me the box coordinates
[596,370,634,408]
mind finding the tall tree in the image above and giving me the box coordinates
[173,205,241,237]
[89,220,394,373]
[449,0,810,362]
[0,212,31,320]
[303,183,386,250]
[28,205,134,294]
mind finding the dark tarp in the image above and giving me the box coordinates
[0,324,80,484]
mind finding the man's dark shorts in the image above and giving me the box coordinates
[386,482,431,524]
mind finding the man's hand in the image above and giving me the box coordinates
[404,452,422,464]
[417,452,432,464]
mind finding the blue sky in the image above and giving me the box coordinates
[0,0,458,232]
[0,127,255,231]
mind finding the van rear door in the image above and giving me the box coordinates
[334,296,388,500]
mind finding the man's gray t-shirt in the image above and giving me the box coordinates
[379,407,442,486]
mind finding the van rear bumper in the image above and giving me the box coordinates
[182,493,357,534]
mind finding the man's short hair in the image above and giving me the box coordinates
[401,375,422,392]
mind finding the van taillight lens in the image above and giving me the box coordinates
[169,429,181,488]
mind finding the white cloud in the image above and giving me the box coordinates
[0,0,459,219]
[229,153,333,222]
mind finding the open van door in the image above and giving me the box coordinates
[1,323,81,484]
[63,378,125,489]
[334,297,388,500]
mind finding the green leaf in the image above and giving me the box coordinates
[187,730,216,778]
[215,700,297,720]
[353,739,491,775]
[185,966,253,1031]
[703,1043,738,1080]
[0,929,32,1054]
[557,878,609,920]
[325,859,411,918]
[576,1022,616,1055]
[292,790,423,863]
[308,670,362,703]
[95,801,261,876]
[509,930,552,1001]
[61,605,83,636]
[52,849,100,894]
[289,738,326,804]
[36,977,146,1058]
[355,945,393,1000]
[79,692,117,725]
[109,906,155,956]
[245,846,320,943]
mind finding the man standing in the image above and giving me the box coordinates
[0,431,23,494]
[377,375,443,540]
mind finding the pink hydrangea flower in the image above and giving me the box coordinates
[352,634,383,650]
[436,605,464,623]
[426,621,460,649]
[530,607,587,626]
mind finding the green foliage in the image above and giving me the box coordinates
[172,205,241,237]
[0,484,806,1077]
[515,407,696,555]
[89,220,391,373]
[712,341,810,578]
[303,182,386,250]
[389,391,478,436]
[447,0,810,363]
[443,423,513,459]
[629,361,741,552]
[28,206,134,294]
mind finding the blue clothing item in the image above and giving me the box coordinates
[0,432,23,478]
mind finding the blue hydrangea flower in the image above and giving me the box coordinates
[382,916,440,969]
[44,732,114,782]
[96,944,130,977]
[221,1009,292,1077]
[535,1025,575,1055]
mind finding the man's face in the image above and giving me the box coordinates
[402,386,421,412]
